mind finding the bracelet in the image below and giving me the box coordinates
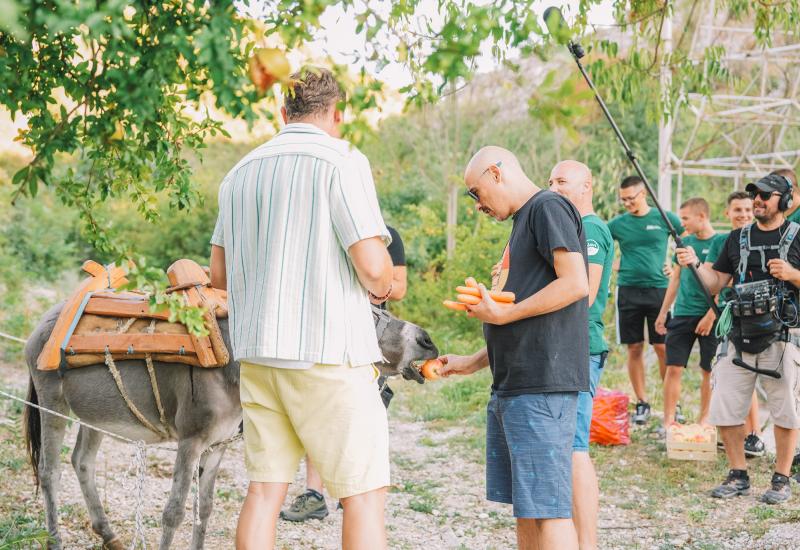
[369,283,393,303]
[694,259,702,269]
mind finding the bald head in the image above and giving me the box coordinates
[464,146,523,185]
[462,145,539,221]
[548,160,594,214]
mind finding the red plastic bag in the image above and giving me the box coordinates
[589,388,630,446]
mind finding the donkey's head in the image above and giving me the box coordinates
[372,306,439,383]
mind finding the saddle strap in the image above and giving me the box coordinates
[145,320,168,430]
[105,349,169,438]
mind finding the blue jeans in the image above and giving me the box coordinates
[486,392,578,518]
[572,353,606,451]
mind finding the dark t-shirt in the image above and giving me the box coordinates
[712,221,800,291]
[379,225,406,311]
[483,190,589,396]
[386,226,406,267]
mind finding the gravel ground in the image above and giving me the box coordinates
[3,358,800,549]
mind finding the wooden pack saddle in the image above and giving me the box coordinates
[37,259,230,371]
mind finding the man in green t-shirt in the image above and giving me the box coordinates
[549,160,614,550]
[655,198,723,433]
[774,169,800,224]
[608,176,684,425]
[704,191,766,458]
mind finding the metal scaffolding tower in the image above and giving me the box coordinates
[663,1,800,207]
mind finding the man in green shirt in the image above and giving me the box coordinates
[705,191,765,458]
[549,160,614,550]
[609,176,683,425]
[775,169,800,224]
[655,198,723,433]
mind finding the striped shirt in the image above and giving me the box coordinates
[211,123,390,367]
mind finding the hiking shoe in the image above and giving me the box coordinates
[761,473,792,505]
[710,470,750,498]
[744,433,766,458]
[633,401,651,425]
[674,404,686,424]
[280,490,328,522]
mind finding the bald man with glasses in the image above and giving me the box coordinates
[442,146,589,550]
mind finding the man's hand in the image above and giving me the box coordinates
[675,246,698,268]
[466,284,512,325]
[768,259,800,282]
[695,311,715,336]
[655,312,668,336]
[438,354,482,377]
[663,262,674,278]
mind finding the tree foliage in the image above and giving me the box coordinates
[1,0,798,337]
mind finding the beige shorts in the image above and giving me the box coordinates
[240,361,389,499]
[709,341,800,429]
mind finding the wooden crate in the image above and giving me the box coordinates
[666,425,717,462]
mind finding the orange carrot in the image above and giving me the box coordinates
[456,293,481,305]
[455,286,515,303]
[420,359,443,380]
[442,300,468,311]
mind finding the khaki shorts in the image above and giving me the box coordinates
[240,361,389,499]
[709,341,800,429]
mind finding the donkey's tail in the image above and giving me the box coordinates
[23,376,41,488]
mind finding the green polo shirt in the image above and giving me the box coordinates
[584,214,614,355]
[673,233,726,316]
[608,208,684,288]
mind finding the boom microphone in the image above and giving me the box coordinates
[550,11,720,317]
[542,6,570,45]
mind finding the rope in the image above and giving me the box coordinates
[0,328,243,545]
[144,321,168,432]
[0,330,27,344]
[130,442,148,550]
[105,350,169,438]
[1,385,242,547]
[0,387,150,548]
[715,301,734,338]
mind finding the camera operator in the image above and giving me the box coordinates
[676,173,800,505]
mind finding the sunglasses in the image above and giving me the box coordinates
[749,190,780,202]
[466,161,502,202]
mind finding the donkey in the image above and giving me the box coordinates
[24,302,438,549]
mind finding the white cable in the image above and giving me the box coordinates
[0,330,27,344]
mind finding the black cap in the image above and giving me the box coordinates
[746,174,792,195]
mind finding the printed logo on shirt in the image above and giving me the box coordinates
[494,244,511,291]
[701,248,709,255]
[646,224,662,231]
[587,239,600,256]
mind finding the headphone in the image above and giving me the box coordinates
[775,174,794,212]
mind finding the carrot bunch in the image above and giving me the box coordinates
[442,277,515,312]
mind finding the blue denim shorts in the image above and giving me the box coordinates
[486,391,578,518]
[573,353,606,452]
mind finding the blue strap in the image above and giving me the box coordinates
[738,224,751,283]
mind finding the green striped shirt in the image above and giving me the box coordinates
[211,123,390,367]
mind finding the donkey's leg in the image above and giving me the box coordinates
[71,427,123,549]
[159,439,202,550]
[38,396,69,550]
[189,447,226,550]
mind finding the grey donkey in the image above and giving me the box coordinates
[24,302,439,549]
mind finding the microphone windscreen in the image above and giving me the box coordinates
[543,6,569,44]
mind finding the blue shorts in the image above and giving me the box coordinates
[573,353,606,452]
[486,392,578,518]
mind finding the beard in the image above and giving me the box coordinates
[754,207,779,224]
